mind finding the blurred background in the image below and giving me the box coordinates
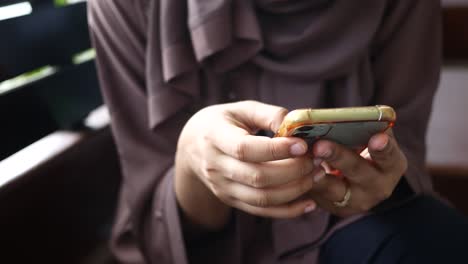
[0,0,466,263]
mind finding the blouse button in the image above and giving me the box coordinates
[154,210,163,220]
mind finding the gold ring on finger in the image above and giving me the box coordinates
[333,183,351,208]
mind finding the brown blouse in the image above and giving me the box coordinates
[87,0,441,263]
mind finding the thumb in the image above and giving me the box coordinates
[228,100,289,133]
[368,130,408,174]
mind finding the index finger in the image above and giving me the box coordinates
[211,124,308,162]
[312,139,378,184]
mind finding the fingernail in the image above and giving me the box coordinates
[374,135,389,151]
[304,202,316,213]
[313,171,326,183]
[313,158,323,167]
[290,143,306,156]
[318,148,332,159]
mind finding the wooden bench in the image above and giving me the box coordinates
[0,1,121,263]
[0,0,101,159]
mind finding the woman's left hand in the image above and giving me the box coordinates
[308,129,408,217]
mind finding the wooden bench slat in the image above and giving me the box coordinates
[0,2,90,81]
[0,61,102,160]
[35,61,103,129]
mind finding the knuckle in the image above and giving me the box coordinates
[227,171,246,185]
[200,160,218,182]
[325,145,340,163]
[270,107,289,131]
[268,140,280,160]
[234,139,247,161]
[231,171,248,185]
[224,171,235,181]
[250,171,267,188]
[254,192,271,207]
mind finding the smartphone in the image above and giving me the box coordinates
[275,105,396,151]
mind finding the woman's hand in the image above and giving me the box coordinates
[308,129,408,217]
[175,101,321,230]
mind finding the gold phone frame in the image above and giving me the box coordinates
[275,105,396,150]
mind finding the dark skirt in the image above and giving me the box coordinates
[320,195,468,264]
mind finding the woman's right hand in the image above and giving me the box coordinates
[175,101,323,230]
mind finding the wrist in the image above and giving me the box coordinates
[174,151,231,231]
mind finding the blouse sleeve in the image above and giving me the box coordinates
[88,0,193,263]
[371,0,442,193]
